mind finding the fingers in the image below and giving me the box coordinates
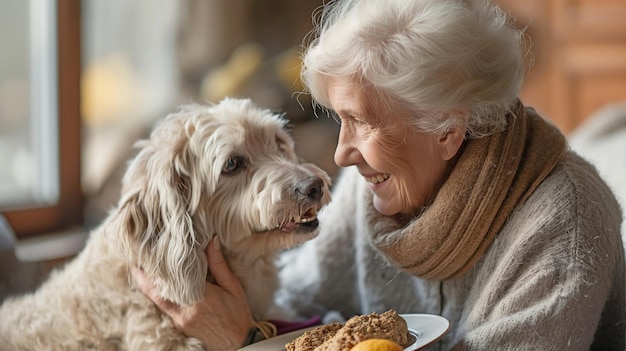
[131,266,180,314]
[208,238,242,295]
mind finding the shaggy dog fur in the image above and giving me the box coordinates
[0,98,331,350]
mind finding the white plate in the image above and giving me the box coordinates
[238,314,450,351]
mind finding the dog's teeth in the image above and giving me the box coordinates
[295,215,317,224]
[292,207,320,224]
[300,216,316,223]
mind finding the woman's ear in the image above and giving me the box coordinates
[438,111,468,161]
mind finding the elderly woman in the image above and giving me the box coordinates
[136,0,625,349]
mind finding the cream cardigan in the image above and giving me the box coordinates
[276,151,624,350]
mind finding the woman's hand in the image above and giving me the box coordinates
[132,238,256,351]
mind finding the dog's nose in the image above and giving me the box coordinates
[297,177,324,201]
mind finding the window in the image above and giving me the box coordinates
[0,0,82,239]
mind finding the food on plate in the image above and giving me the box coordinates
[285,310,411,351]
[349,338,404,351]
[285,322,344,351]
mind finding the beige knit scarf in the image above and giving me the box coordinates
[367,102,567,280]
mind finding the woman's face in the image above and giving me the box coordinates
[327,77,457,215]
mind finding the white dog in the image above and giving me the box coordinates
[0,98,331,350]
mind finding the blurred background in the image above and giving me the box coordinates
[1,0,625,299]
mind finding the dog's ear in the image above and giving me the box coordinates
[114,122,210,306]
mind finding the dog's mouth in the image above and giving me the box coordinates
[256,206,321,234]
[280,207,319,233]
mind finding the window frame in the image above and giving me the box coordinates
[2,0,83,239]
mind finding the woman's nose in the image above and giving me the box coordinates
[334,124,361,167]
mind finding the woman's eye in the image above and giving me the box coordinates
[222,156,245,174]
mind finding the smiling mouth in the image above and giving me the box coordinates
[365,173,390,185]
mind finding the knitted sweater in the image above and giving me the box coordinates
[276,151,624,350]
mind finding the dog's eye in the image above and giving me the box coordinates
[222,156,245,174]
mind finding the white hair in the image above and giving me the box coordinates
[301,0,526,137]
